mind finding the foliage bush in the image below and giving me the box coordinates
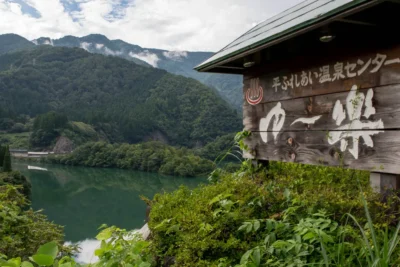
[0,171,31,197]
[148,162,400,266]
[45,141,215,177]
[0,185,66,260]
[1,226,152,267]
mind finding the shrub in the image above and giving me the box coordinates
[0,171,31,198]
[0,185,65,260]
[148,161,400,266]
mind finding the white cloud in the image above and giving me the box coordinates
[9,2,22,15]
[104,46,122,56]
[80,41,91,50]
[95,43,104,49]
[0,0,304,51]
[129,50,159,67]
[162,50,187,61]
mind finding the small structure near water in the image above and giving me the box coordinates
[27,152,53,158]
[10,149,54,158]
[9,149,28,157]
[196,0,400,192]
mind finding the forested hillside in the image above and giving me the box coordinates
[0,46,241,147]
[33,34,244,109]
[0,34,34,55]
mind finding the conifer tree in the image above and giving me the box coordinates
[0,145,5,172]
[3,146,12,172]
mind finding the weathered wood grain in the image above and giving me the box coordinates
[243,84,400,131]
[243,45,400,104]
[243,131,400,174]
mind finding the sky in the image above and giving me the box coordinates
[0,0,303,52]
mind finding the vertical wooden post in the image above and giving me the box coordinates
[370,172,400,193]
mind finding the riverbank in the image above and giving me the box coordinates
[39,141,215,177]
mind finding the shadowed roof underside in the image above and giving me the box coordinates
[195,0,371,72]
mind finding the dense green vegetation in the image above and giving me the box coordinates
[0,186,67,261]
[45,141,215,177]
[0,132,30,148]
[0,147,63,262]
[147,162,400,266]
[195,133,237,161]
[3,160,400,266]
[29,111,102,149]
[0,34,34,55]
[0,145,31,197]
[30,111,69,147]
[30,33,243,110]
[0,46,241,147]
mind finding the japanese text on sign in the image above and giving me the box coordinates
[272,53,400,92]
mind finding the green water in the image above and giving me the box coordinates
[13,161,205,242]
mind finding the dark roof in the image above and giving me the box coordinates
[195,0,372,72]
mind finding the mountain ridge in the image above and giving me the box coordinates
[0,45,241,147]
[30,33,244,109]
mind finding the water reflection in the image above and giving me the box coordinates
[13,162,205,242]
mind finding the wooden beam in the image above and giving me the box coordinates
[336,19,377,27]
[244,131,400,174]
[244,84,400,132]
[217,66,245,70]
[243,44,400,104]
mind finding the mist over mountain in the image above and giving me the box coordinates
[31,34,243,109]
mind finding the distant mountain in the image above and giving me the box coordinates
[0,34,35,55]
[0,46,241,147]
[32,34,243,109]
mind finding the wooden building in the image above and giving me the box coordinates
[195,0,400,192]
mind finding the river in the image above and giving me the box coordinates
[13,161,205,242]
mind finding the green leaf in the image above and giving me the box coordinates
[253,220,260,232]
[94,248,104,256]
[303,232,315,241]
[283,188,291,200]
[96,227,113,240]
[139,263,151,267]
[272,240,287,249]
[252,247,261,266]
[59,263,72,267]
[98,224,108,230]
[240,250,253,264]
[246,223,253,233]
[0,262,16,267]
[166,224,180,234]
[32,254,54,266]
[21,262,34,267]
[7,258,21,267]
[37,242,58,258]
[238,223,248,232]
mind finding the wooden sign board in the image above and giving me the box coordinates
[242,45,400,174]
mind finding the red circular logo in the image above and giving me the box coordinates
[246,78,263,105]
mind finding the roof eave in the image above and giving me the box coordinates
[195,0,380,73]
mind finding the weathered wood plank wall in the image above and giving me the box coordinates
[242,43,400,174]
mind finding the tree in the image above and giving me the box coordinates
[0,146,5,170]
[3,146,12,172]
